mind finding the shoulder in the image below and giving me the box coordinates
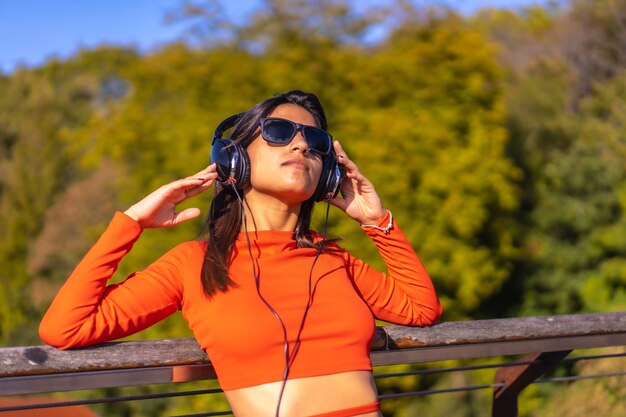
[173,239,206,255]
[158,239,206,264]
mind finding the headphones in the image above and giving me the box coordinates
[211,113,344,202]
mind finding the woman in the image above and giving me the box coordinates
[40,90,442,417]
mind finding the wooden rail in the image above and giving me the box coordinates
[2,312,626,416]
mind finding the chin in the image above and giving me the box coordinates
[251,181,317,204]
[275,180,316,199]
[275,186,316,204]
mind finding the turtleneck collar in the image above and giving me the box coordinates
[235,229,298,257]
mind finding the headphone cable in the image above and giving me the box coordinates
[232,184,333,417]
[275,198,332,414]
[231,185,289,417]
[287,198,332,368]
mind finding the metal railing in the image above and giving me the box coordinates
[2,312,626,416]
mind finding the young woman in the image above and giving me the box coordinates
[40,90,442,417]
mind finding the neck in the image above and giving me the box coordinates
[242,190,302,232]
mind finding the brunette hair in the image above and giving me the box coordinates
[200,90,330,297]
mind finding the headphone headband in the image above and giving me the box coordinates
[212,113,243,144]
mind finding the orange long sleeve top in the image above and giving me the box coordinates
[39,211,442,390]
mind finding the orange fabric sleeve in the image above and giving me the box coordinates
[348,211,443,326]
[39,211,184,349]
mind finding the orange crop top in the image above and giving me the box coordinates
[39,211,442,390]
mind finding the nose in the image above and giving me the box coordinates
[289,128,310,154]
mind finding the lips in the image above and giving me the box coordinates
[282,159,308,170]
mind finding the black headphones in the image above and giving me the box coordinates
[211,113,344,202]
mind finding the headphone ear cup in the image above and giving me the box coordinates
[211,139,249,188]
[211,139,235,183]
[212,113,250,188]
[314,153,344,202]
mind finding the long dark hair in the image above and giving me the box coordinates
[200,90,330,297]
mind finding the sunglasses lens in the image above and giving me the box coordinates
[261,118,331,154]
[262,120,296,144]
[303,126,330,154]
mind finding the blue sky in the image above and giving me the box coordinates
[0,0,545,74]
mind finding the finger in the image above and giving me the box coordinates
[333,141,374,189]
[173,207,202,225]
[193,163,217,176]
[333,140,349,162]
[185,180,215,199]
[157,175,214,206]
[329,195,348,212]
[189,169,219,185]
[175,172,218,190]
[182,164,218,185]
[333,140,360,173]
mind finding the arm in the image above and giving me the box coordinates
[348,211,442,326]
[40,164,218,349]
[330,141,442,326]
[39,212,185,349]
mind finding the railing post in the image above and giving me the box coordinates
[492,350,571,417]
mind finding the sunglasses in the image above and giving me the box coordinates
[258,117,332,155]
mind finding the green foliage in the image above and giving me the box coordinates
[349,13,521,319]
[0,48,138,343]
[505,67,626,316]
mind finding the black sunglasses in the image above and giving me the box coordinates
[258,117,332,155]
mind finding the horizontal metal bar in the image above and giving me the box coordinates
[371,332,626,366]
[0,388,223,412]
[0,363,219,396]
[374,370,626,401]
[0,363,220,396]
[172,410,233,417]
[169,411,233,417]
[535,370,626,384]
[378,383,506,400]
[562,351,626,363]
[0,366,172,396]
[171,364,217,382]
[374,359,540,379]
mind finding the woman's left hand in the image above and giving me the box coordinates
[330,141,387,225]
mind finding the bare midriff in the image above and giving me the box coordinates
[224,370,381,417]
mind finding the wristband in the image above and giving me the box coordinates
[360,210,393,234]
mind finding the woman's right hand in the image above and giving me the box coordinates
[124,164,219,228]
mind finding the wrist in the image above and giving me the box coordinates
[123,208,145,228]
[360,210,393,234]
[358,209,387,226]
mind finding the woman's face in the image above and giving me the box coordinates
[245,104,323,205]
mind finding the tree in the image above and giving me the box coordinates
[479,1,626,316]
[0,47,138,345]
